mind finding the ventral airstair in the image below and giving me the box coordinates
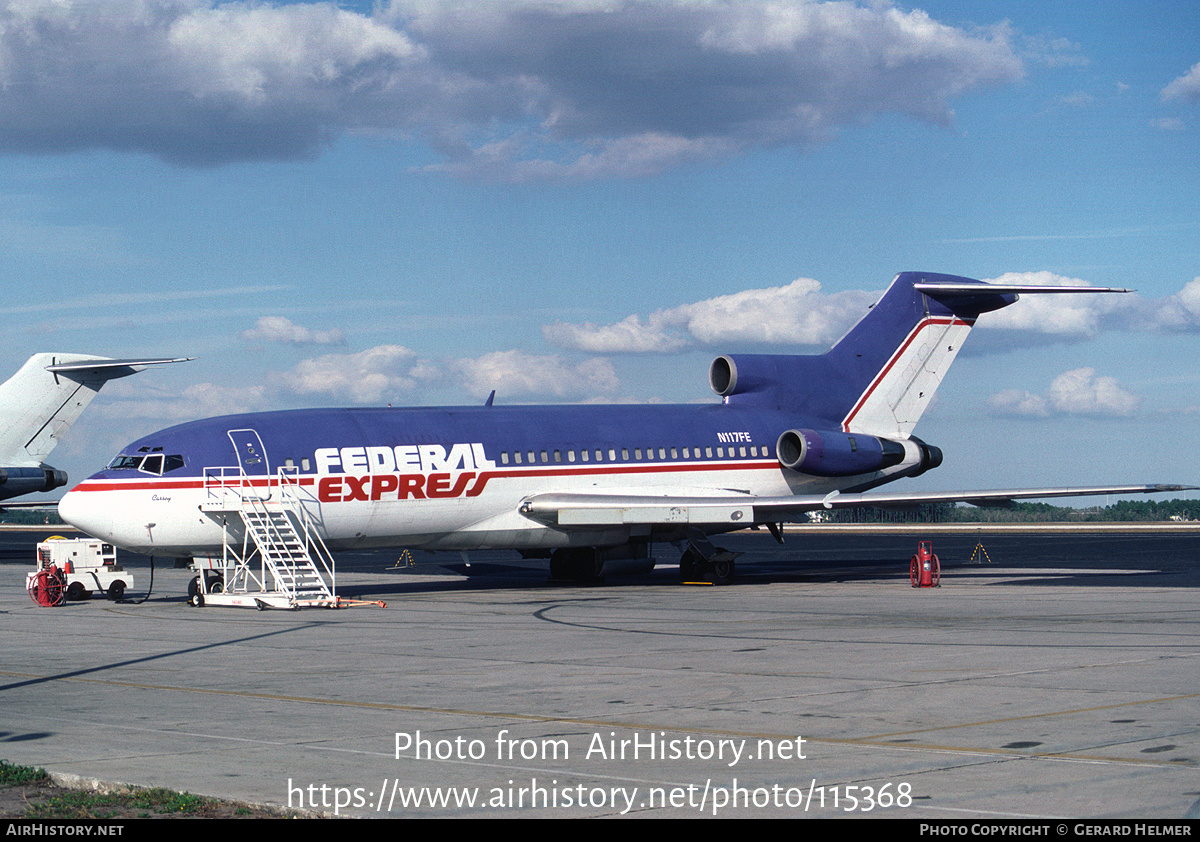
[196,467,337,610]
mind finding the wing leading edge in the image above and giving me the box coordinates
[519,485,1194,528]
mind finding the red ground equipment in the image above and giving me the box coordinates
[27,564,66,607]
[910,540,940,588]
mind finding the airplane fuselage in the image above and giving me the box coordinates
[58,401,928,559]
[63,273,1167,581]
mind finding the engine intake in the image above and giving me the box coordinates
[709,354,782,398]
[709,355,739,396]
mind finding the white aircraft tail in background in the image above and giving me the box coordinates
[0,353,190,503]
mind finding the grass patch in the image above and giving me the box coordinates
[0,763,278,819]
[0,760,49,787]
[23,787,228,819]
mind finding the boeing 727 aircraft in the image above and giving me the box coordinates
[1,353,190,505]
[58,273,1186,584]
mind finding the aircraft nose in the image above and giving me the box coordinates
[57,487,113,540]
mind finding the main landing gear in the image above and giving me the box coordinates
[548,534,740,585]
[679,533,738,585]
[549,547,604,582]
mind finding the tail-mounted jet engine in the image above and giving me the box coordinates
[775,429,943,478]
[776,429,905,477]
[0,466,68,500]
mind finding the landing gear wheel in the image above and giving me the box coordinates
[188,575,201,600]
[107,580,126,601]
[570,549,603,581]
[706,553,736,586]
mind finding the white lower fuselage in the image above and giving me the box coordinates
[59,458,789,557]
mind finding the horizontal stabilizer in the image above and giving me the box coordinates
[46,356,193,381]
[914,281,1131,295]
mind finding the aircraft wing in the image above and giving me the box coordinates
[518,485,1194,528]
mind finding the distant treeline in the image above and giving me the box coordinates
[822,499,1200,524]
[0,508,63,525]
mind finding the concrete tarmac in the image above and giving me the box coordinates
[1,526,1198,819]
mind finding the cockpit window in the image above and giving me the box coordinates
[108,455,143,470]
[107,453,186,474]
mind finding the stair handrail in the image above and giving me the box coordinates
[277,467,337,598]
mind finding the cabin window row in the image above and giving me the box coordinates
[496,444,773,465]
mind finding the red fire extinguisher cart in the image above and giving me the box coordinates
[910,540,940,588]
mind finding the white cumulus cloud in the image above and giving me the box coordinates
[272,344,620,404]
[0,0,1025,177]
[276,345,419,403]
[1149,277,1200,331]
[985,388,1049,418]
[1162,61,1200,103]
[544,277,877,353]
[0,0,424,165]
[543,313,693,355]
[988,367,1139,419]
[1047,367,1138,417]
[977,271,1133,338]
[449,350,620,399]
[242,316,345,346]
[95,379,269,423]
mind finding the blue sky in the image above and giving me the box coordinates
[1,0,1198,498]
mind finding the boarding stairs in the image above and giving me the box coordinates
[198,467,337,609]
